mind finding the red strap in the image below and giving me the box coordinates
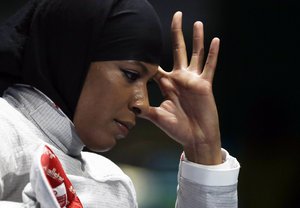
[41,145,83,208]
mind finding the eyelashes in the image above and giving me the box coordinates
[120,68,155,85]
[121,69,140,82]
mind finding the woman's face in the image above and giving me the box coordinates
[73,60,158,152]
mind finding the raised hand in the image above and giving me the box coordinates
[144,11,222,165]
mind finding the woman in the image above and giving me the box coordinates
[0,0,240,207]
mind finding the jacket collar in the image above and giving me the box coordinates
[3,84,84,156]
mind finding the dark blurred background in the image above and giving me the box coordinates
[1,0,299,207]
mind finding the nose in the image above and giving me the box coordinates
[129,85,149,116]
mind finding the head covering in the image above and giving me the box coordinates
[0,0,163,119]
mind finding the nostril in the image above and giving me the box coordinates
[132,107,141,115]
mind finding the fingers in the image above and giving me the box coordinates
[201,38,220,82]
[153,66,168,82]
[189,21,205,73]
[153,67,172,99]
[171,11,188,70]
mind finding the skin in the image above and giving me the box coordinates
[73,60,158,152]
[73,11,222,165]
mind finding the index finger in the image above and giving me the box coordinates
[153,67,170,98]
[171,11,188,70]
[153,66,168,83]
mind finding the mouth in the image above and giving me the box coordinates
[114,119,134,139]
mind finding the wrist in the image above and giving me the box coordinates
[183,142,222,165]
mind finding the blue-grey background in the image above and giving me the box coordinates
[1,0,299,207]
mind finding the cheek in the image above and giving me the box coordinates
[73,96,108,143]
[74,80,132,151]
[74,111,116,152]
[74,89,128,152]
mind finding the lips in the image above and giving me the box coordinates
[114,119,134,139]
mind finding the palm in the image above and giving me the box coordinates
[149,68,219,146]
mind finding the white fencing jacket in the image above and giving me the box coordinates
[0,85,240,207]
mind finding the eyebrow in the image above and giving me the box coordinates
[128,61,148,73]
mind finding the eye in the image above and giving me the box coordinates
[121,69,140,82]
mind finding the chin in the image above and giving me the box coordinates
[88,146,114,153]
[78,131,117,153]
[86,140,116,153]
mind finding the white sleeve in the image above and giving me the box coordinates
[179,148,240,186]
[176,148,240,208]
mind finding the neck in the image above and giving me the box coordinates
[3,84,84,156]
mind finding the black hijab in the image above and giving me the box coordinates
[0,0,163,119]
